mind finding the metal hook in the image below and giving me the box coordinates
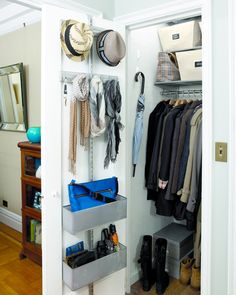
[135,71,145,95]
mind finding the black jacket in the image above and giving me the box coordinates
[145,101,167,187]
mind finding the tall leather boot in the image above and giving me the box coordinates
[138,235,154,291]
[155,238,169,295]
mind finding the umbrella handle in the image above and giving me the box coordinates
[133,164,136,177]
[135,72,145,95]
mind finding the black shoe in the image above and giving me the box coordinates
[155,238,169,294]
[138,235,155,291]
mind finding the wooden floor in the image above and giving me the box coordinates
[0,223,42,295]
[131,279,200,295]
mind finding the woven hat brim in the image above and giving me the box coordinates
[60,19,90,62]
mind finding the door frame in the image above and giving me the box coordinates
[6,0,215,294]
[227,0,236,294]
[115,0,213,294]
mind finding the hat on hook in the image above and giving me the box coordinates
[96,30,126,66]
[60,19,93,62]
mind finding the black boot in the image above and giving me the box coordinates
[155,238,169,295]
[138,235,154,291]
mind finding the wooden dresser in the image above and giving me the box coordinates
[18,141,41,265]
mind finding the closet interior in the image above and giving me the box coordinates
[127,15,202,294]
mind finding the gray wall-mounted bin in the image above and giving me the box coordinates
[63,195,127,235]
[63,244,127,291]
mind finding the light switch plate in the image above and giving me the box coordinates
[215,142,227,162]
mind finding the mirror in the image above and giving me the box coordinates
[0,63,28,132]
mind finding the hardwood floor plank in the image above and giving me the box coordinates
[0,228,42,295]
[131,279,200,295]
[0,281,19,295]
[0,223,22,243]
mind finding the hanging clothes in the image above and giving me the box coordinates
[164,102,191,201]
[145,99,202,225]
[146,101,171,191]
[171,101,202,195]
[180,110,202,202]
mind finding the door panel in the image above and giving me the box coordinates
[42,4,126,295]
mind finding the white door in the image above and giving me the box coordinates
[41,4,127,295]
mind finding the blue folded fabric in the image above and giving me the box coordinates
[68,177,118,212]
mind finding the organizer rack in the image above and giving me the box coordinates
[61,27,127,293]
[61,71,118,84]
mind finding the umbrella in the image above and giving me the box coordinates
[132,71,145,177]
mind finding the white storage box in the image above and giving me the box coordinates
[199,21,202,33]
[158,21,201,52]
[176,49,202,81]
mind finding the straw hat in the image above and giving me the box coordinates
[60,19,93,62]
[96,30,126,66]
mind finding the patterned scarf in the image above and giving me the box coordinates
[72,74,90,147]
[89,75,106,137]
[104,79,124,168]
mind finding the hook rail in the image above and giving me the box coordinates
[61,71,118,84]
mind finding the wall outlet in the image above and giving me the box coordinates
[2,200,8,207]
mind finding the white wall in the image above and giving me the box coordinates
[114,0,167,17]
[74,0,114,19]
[0,22,41,216]
[126,24,173,285]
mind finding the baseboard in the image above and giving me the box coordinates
[0,207,22,232]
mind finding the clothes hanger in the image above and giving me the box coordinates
[169,99,176,105]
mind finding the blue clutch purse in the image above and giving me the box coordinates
[68,177,118,212]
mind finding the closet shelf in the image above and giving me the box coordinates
[167,46,202,53]
[63,243,127,291]
[63,195,127,235]
[155,80,202,87]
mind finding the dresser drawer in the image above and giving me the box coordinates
[153,223,194,260]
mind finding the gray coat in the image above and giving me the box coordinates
[186,120,202,212]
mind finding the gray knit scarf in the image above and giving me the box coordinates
[89,75,106,137]
[104,79,124,168]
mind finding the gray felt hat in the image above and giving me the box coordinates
[96,30,126,66]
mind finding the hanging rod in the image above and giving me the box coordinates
[60,71,118,84]
[161,89,202,97]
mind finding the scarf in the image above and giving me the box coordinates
[104,79,124,168]
[68,97,77,174]
[72,74,90,147]
[89,75,106,137]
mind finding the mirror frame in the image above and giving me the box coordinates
[0,62,28,132]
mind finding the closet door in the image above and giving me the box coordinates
[41,4,126,295]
